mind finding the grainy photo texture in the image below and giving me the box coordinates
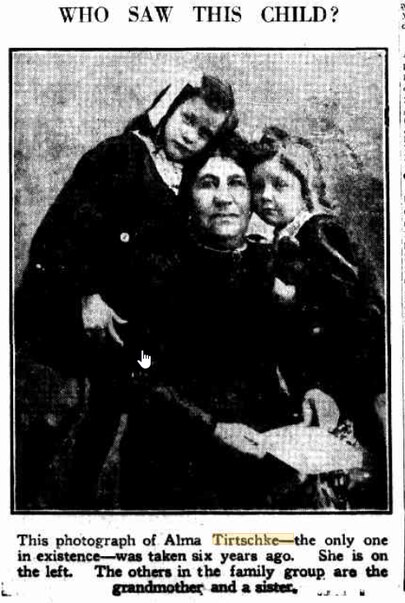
[13,50,388,512]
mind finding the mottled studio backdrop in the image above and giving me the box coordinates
[13,50,387,508]
[14,50,386,290]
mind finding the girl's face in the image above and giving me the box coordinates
[252,158,306,229]
[164,97,227,163]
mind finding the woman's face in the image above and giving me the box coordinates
[252,158,306,229]
[164,97,227,163]
[191,156,251,249]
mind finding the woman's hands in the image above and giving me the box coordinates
[301,388,340,431]
[81,293,127,346]
[214,423,265,458]
[273,277,296,305]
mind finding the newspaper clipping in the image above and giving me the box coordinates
[3,0,404,600]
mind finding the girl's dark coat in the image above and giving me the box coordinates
[17,131,182,370]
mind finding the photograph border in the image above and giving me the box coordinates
[10,46,391,516]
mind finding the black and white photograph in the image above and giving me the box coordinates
[13,49,389,513]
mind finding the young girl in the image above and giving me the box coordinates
[16,73,237,509]
[19,73,237,356]
[250,127,385,448]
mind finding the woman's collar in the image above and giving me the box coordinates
[196,240,248,254]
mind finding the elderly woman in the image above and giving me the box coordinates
[119,133,341,510]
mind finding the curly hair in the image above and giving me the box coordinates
[250,126,334,211]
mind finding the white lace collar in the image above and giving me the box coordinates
[132,130,183,194]
[276,210,319,244]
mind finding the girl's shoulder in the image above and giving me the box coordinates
[67,131,151,182]
[83,131,150,167]
[298,212,345,238]
[296,212,361,283]
[297,213,353,255]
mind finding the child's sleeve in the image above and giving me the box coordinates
[26,138,126,295]
[297,214,385,415]
[16,135,137,370]
[298,215,360,300]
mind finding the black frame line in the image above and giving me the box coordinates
[9,46,391,516]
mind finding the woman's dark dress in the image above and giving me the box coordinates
[120,240,300,510]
